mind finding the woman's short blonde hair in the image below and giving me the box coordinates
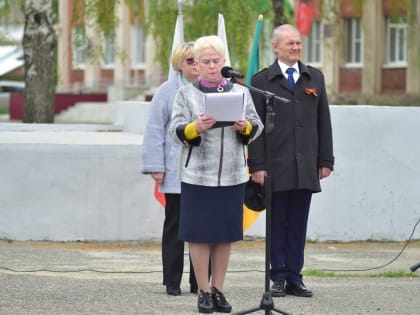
[193,35,225,61]
[171,42,194,72]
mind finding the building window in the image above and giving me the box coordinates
[303,20,322,66]
[344,18,362,66]
[131,21,146,68]
[386,16,407,66]
[72,26,86,68]
[102,35,115,68]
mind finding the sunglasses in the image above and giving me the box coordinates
[185,57,195,65]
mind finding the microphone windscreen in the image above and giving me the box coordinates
[221,66,233,78]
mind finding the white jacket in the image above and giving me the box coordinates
[169,83,263,187]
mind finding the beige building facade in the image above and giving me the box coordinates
[53,0,420,104]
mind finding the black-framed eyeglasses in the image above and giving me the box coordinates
[185,57,195,65]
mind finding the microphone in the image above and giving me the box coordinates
[221,66,290,104]
[221,66,245,79]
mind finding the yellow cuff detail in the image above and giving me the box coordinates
[184,122,201,140]
[239,121,252,136]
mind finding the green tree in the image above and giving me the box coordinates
[2,0,417,123]
[146,0,273,74]
[1,0,274,123]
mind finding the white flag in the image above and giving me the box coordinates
[217,13,231,67]
[168,13,184,80]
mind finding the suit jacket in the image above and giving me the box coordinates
[247,60,334,193]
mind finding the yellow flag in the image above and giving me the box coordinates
[243,146,263,231]
[243,205,261,231]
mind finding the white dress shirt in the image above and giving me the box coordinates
[277,60,300,84]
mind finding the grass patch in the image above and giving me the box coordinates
[0,107,9,114]
[374,270,420,278]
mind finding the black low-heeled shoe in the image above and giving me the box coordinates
[198,290,214,313]
[166,286,181,296]
[211,287,232,313]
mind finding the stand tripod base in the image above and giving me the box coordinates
[232,292,290,315]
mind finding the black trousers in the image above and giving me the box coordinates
[162,193,197,290]
[270,190,312,283]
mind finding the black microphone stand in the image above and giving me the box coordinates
[230,77,291,315]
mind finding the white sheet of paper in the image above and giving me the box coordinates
[204,92,244,122]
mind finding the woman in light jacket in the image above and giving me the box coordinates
[169,35,263,314]
[141,42,199,296]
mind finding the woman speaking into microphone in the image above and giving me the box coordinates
[169,35,263,314]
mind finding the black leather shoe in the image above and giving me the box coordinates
[285,281,313,297]
[211,287,232,313]
[271,280,286,297]
[166,286,181,296]
[198,290,214,313]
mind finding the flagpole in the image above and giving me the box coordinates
[176,0,184,42]
[280,0,284,23]
[177,0,182,15]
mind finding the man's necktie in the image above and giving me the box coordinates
[286,67,295,88]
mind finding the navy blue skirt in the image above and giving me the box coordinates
[178,182,245,243]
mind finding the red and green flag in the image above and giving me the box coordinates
[296,0,314,36]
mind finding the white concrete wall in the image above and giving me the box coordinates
[0,105,419,241]
[247,106,420,241]
[113,101,151,134]
[0,125,163,241]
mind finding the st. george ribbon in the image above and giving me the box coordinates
[221,66,290,104]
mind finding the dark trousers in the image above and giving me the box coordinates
[270,190,312,283]
[162,193,197,290]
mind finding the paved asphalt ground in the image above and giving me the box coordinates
[0,239,419,315]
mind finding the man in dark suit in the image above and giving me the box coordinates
[247,24,334,298]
